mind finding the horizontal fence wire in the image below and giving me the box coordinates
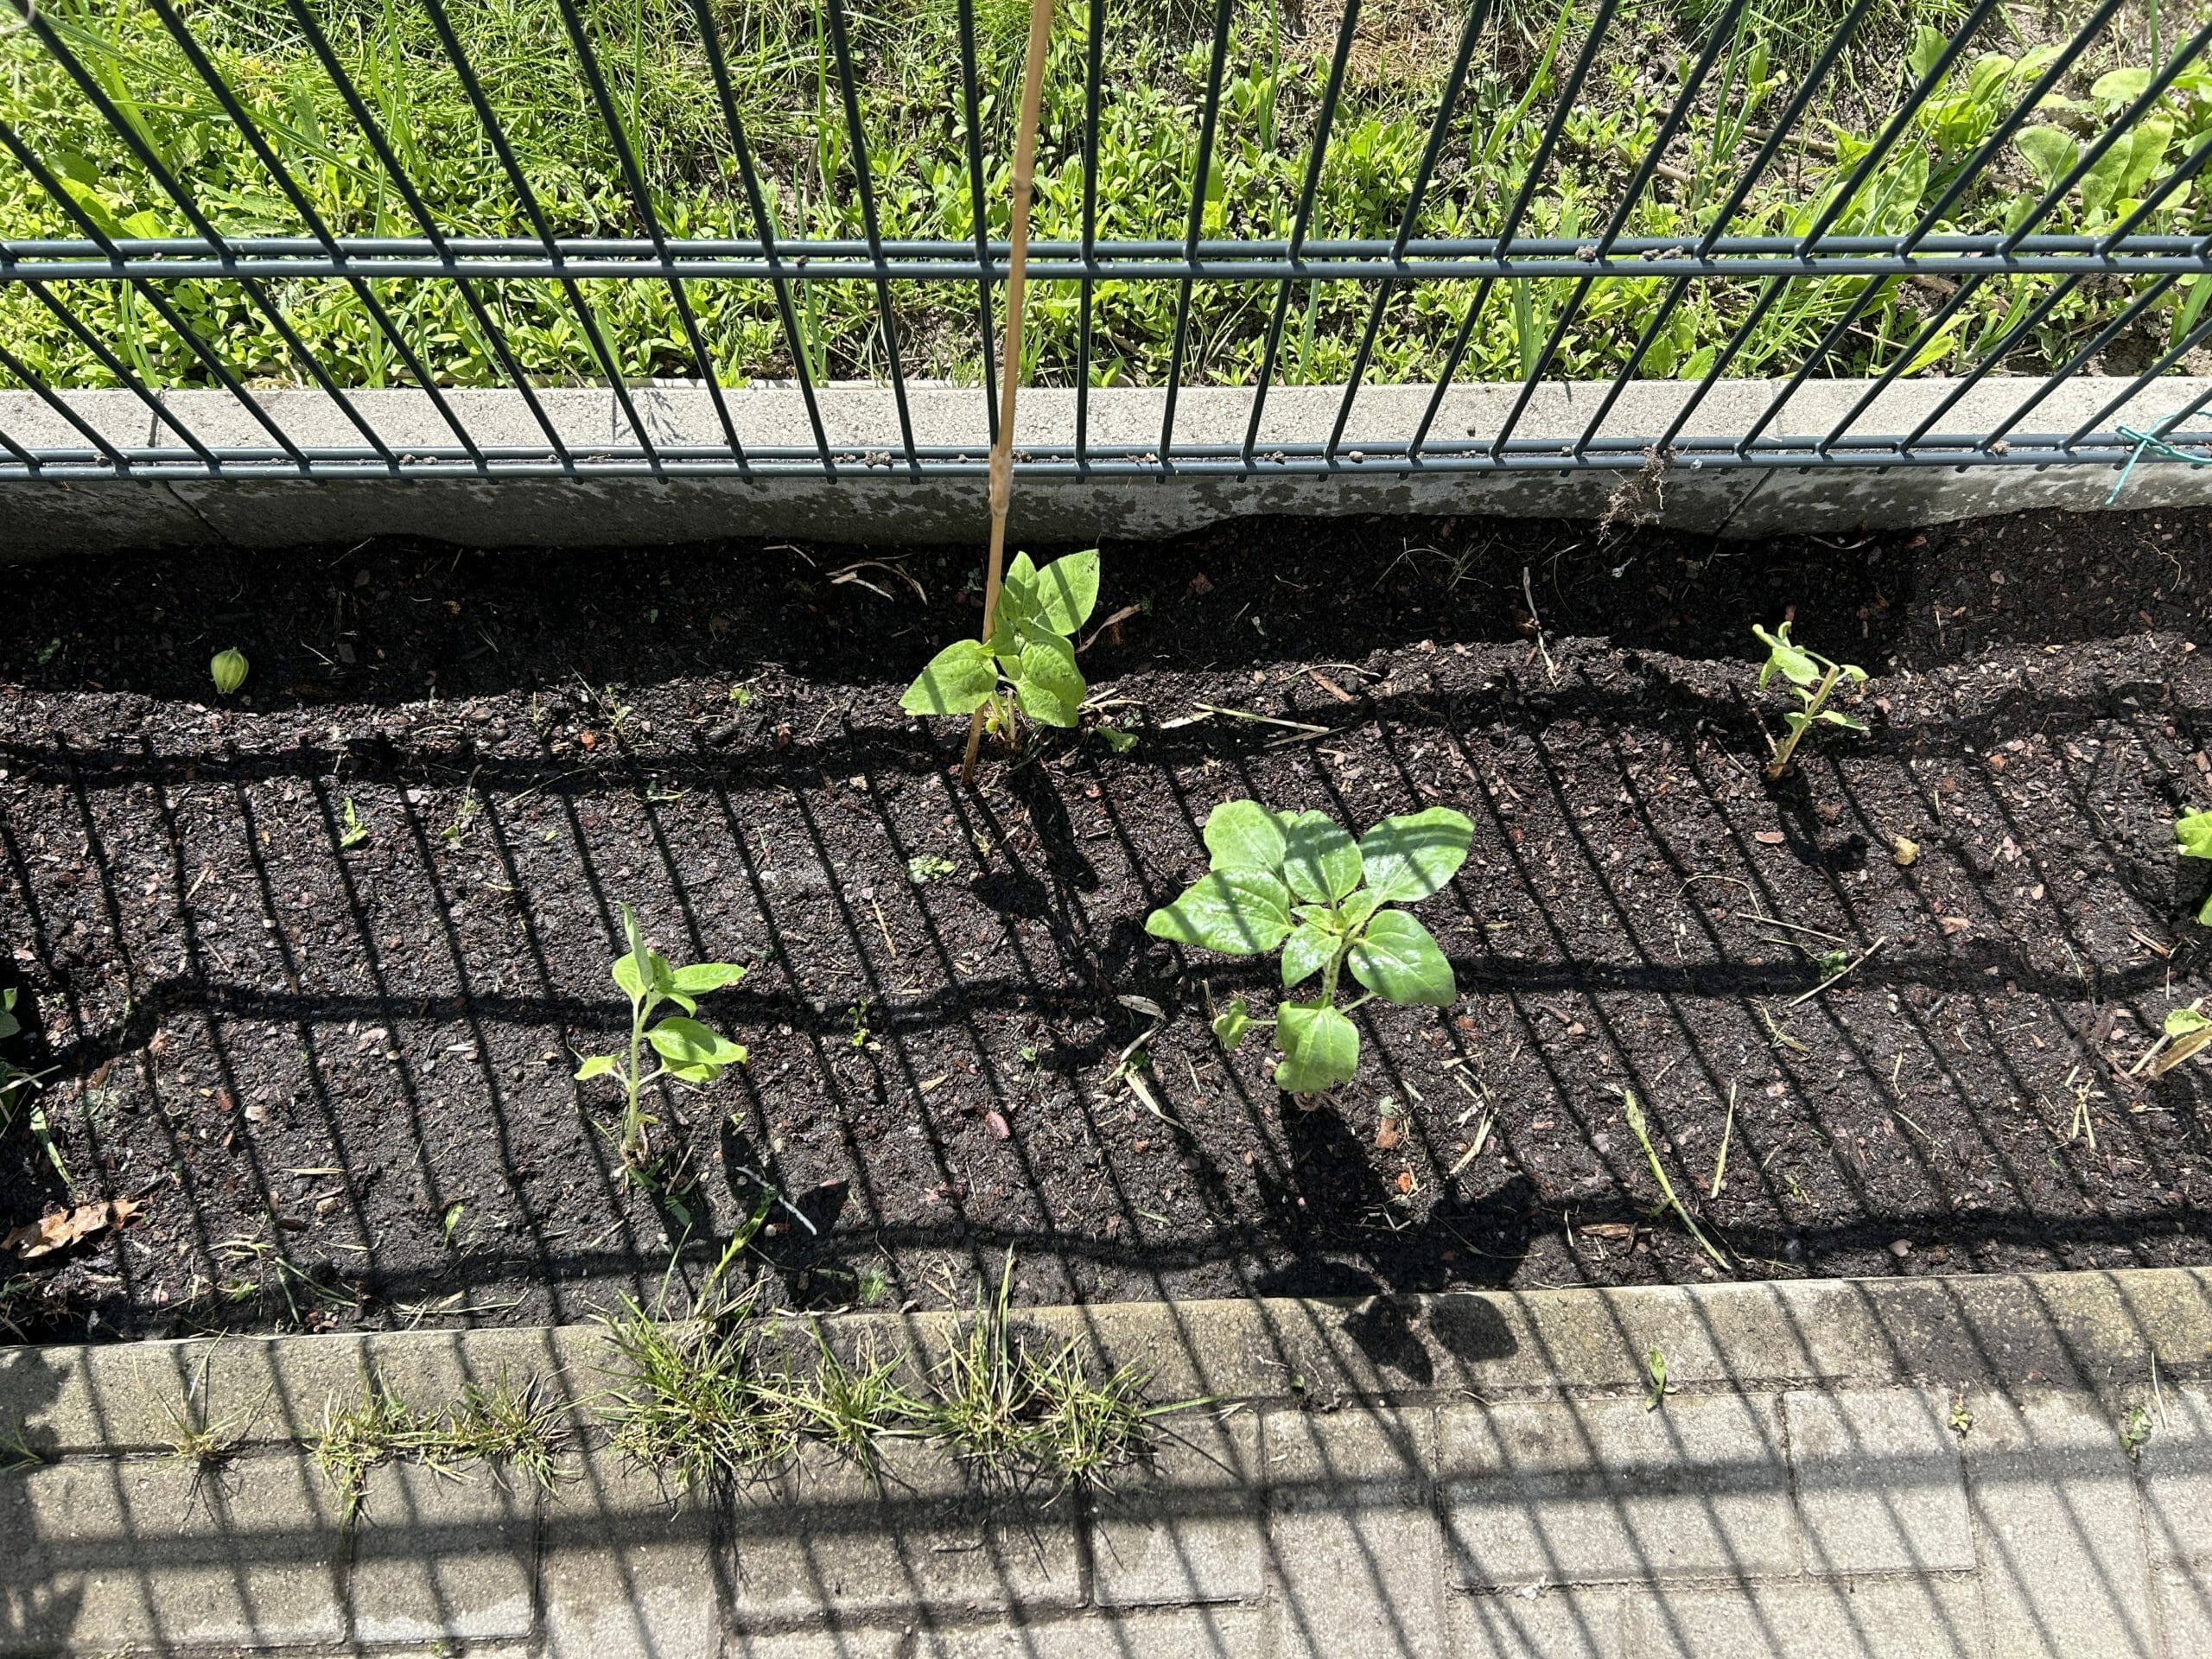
[0,0,2208,483]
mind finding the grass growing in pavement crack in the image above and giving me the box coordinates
[310,1369,568,1522]
[595,1256,1190,1494]
[595,1286,801,1491]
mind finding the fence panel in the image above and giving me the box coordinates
[0,0,2207,485]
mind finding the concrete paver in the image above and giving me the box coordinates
[1440,1393,1801,1587]
[1265,1404,1444,1657]
[1629,1577,1985,1659]
[1959,1387,2157,1659]
[1783,1389,1974,1576]
[0,1452,347,1652]
[1090,1412,1264,1607]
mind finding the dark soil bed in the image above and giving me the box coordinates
[5,503,2212,1343]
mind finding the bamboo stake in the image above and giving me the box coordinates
[960,0,1057,787]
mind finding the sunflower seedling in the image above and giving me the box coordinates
[2174,810,2212,924]
[1753,621,1866,779]
[1146,801,1472,1095]
[901,551,1099,747]
[575,905,747,1168]
[210,647,249,696]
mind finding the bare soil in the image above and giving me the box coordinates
[3,503,2210,1342]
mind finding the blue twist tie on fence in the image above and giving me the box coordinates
[2107,421,2212,505]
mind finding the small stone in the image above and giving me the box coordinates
[1892,836,1919,867]
[1890,1238,1913,1259]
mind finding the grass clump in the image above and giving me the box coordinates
[924,1255,1166,1489]
[311,1368,566,1522]
[595,1287,798,1491]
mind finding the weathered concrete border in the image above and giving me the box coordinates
[5,1268,2209,1657]
[5,377,2210,559]
[5,1266,2206,1454]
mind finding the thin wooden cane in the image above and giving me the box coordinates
[960,0,1057,786]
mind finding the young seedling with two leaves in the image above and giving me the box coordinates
[2174,810,2212,925]
[901,550,1100,751]
[575,905,748,1170]
[1146,801,1473,1095]
[1753,621,1867,779]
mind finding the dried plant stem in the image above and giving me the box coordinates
[961,0,1057,787]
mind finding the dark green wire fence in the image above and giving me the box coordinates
[0,0,2209,483]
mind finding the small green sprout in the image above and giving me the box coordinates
[1644,1345,1675,1411]
[901,550,1100,746]
[575,904,747,1168]
[2174,810,2212,924]
[2121,1403,2153,1459]
[210,647,249,696]
[1146,800,1472,1095]
[907,854,958,884]
[1752,621,1866,778]
[339,798,369,850]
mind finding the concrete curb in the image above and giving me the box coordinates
[5,1268,2209,1656]
[5,378,2212,557]
[6,1267,2205,1453]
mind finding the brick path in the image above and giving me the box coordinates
[4,1269,2209,1656]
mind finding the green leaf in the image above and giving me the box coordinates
[671,962,746,993]
[1281,811,1363,903]
[2014,124,2078,192]
[1274,1001,1359,1094]
[1013,635,1085,726]
[1099,726,1137,753]
[2092,66,2154,111]
[1281,919,1336,988]
[613,952,647,1001]
[1028,550,1100,635]
[1211,996,1252,1049]
[1333,890,1385,933]
[1907,23,1946,84]
[1348,910,1458,1006]
[647,1017,747,1074]
[2176,810,2212,861]
[1751,622,1819,690]
[1145,870,1294,955]
[901,638,999,715]
[573,1054,618,1082]
[1358,808,1474,902]
[2166,1007,2212,1039]
[1204,798,1288,874]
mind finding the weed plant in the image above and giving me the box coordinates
[1,1,2202,397]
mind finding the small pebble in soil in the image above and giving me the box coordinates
[1890,1238,1914,1259]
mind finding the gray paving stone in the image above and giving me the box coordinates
[1449,1587,1626,1658]
[348,1459,540,1642]
[2157,1567,2212,1656]
[0,1452,347,1652]
[1265,1404,1443,1657]
[1090,1412,1264,1607]
[914,1605,1266,1656]
[729,1440,1081,1625]
[2136,1382,2212,1571]
[1439,1393,1800,1588]
[540,1449,726,1659]
[1784,1389,1974,1575]
[725,1629,906,1658]
[1959,1388,2156,1659]
[1629,1578,1984,1658]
